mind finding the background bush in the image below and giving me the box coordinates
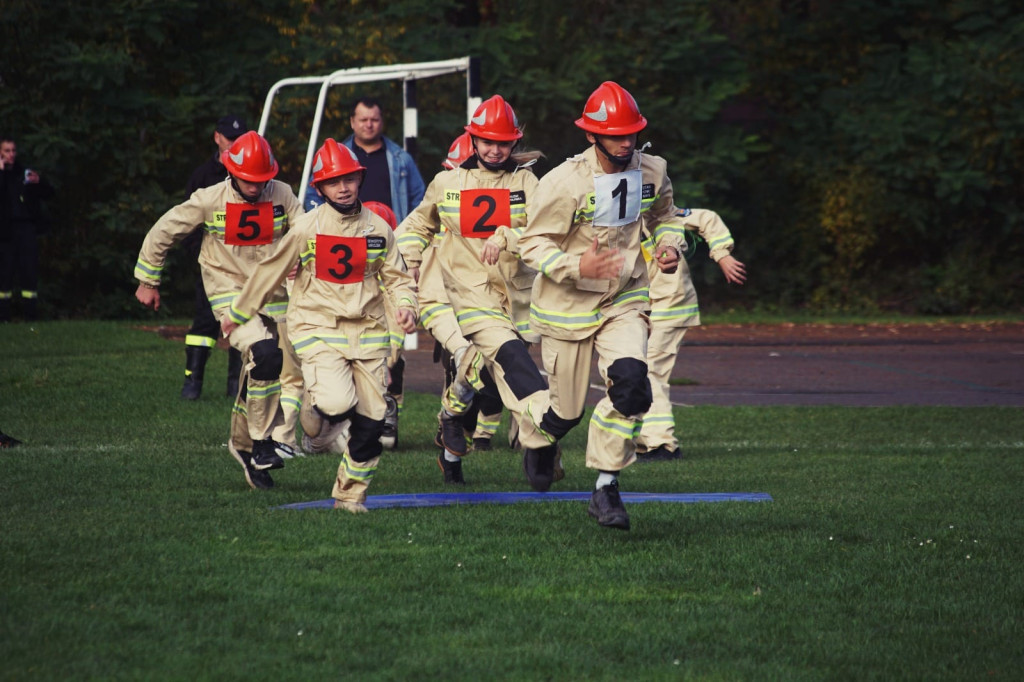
[1,0,1020,318]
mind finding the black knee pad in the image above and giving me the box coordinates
[476,385,503,414]
[348,411,384,461]
[389,356,405,394]
[478,366,498,400]
[495,340,547,401]
[249,338,283,381]
[540,408,584,440]
[607,357,652,417]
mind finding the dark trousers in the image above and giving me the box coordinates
[0,224,40,320]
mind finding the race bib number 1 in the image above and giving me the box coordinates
[225,202,274,245]
[459,188,511,238]
[315,235,368,284]
[592,170,642,227]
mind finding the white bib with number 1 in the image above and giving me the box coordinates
[592,169,642,227]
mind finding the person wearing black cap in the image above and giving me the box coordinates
[179,115,249,401]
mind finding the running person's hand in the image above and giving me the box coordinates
[579,237,624,279]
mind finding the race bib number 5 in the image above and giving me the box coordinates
[460,188,510,238]
[225,202,274,245]
[592,170,642,227]
[315,234,374,284]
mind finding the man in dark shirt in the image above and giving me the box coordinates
[303,97,425,221]
[179,115,248,400]
[1,135,54,322]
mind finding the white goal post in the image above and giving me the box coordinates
[256,57,482,351]
[257,56,481,194]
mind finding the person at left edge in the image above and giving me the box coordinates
[1,135,55,322]
[222,139,418,513]
[179,114,248,402]
[134,131,304,491]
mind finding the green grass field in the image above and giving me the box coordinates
[1,321,1022,680]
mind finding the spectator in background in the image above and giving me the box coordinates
[179,115,248,400]
[1,135,55,322]
[304,96,425,222]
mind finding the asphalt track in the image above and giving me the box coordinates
[400,322,1024,408]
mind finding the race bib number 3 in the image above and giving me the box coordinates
[460,188,511,238]
[593,170,642,227]
[315,235,368,284]
[225,202,274,245]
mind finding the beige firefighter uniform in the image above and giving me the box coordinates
[518,145,686,472]
[134,178,303,454]
[638,208,735,453]
[396,162,554,450]
[227,203,417,506]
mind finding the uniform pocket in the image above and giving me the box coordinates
[541,338,559,377]
[575,277,610,293]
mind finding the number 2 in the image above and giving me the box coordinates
[471,194,497,233]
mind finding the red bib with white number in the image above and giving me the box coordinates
[225,202,275,245]
[459,188,511,238]
[315,235,368,284]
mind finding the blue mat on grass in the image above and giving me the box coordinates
[274,491,773,510]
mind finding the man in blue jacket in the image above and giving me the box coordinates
[304,96,425,221]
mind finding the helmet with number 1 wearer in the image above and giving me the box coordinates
[464,95,523,141]
[574,81,647,136]
[221,131,279,182]
[363,201,397,230]
[310,138,366,185]
[442,132,474,169]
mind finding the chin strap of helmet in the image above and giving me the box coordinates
[324,196,361,216]
[593,137,633,168]
[230,177,264,204]
[470,137,520,172]
[477,155,519,172]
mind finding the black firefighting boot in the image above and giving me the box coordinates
[180,346,211,400]
[226,346,243,398]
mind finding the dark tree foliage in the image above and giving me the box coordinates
[717,0,1024,313]
[1,0,1019,318]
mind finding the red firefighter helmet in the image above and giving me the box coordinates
[220,131,279,182]
[363,201,397,230]
[442,132,474,169]
[574,81,647,136]
[464,95,523,141]
[310,138,366,185]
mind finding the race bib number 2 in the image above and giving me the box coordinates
[592,170,642,227]
[459,188,511,238]
[315,235,375,284]
[225,202,274,245]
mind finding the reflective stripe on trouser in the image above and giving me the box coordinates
[226,315,283,453]
[473,409,502,439]
[272,320,303,448]
[184,334,216,349]
[332,452,381,504]
[462,324,552,450]
[637,325,688,452]
[542,310,649,472]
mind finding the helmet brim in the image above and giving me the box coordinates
[464,125,523,142]
[574,116,647,136]
[221,152,279,182]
